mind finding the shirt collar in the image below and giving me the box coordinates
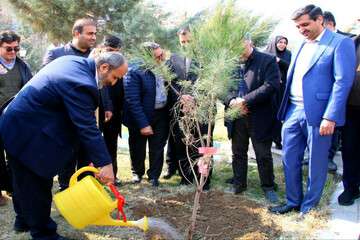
[0,56,16,70]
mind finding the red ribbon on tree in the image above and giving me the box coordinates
[198,147,217,155]
[197,147,217,176]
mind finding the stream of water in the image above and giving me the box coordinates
[147,217,183,240]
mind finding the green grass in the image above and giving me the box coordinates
[211,158,339,208]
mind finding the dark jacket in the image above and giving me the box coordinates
[42,42,91,66]
[347,34,360,108]
[0,56,111,179]
[224,49,280,141]
[123,64,166,129]
[0,57,32,106]
[98,79,124,135]
[15,57,33,87]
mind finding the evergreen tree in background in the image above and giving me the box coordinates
[6,0,186,51]
[112,2,178,51]
[2,0,193,69]
[7,0,140,43]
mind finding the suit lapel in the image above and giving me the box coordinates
[304,29,334,75]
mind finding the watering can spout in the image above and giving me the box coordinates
[93,216,148,232]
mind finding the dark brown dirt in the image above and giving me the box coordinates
[131,190,282,240]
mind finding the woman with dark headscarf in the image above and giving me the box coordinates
[265,35,292,149]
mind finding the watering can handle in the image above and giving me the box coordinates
[69,166,99,187]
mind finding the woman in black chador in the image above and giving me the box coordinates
[265,35,292,149]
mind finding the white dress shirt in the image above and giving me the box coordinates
[290,29,326,106]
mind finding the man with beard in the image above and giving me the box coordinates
[0,52,128,240]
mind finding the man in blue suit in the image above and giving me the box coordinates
[0,52,128,240]
[270,5,356,216]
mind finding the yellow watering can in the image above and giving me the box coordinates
[53,166,148,231]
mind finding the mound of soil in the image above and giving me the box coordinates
[131,190,282,239]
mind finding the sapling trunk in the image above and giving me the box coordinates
[186,94,215,240]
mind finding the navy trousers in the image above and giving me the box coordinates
[282,104,332,213]
[8,156,58,240]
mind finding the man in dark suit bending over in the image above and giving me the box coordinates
[0,52,128,240]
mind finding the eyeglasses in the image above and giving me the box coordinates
[1,46,20,52]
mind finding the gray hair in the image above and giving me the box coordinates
[142,41,161,51]
[95,52,126,69]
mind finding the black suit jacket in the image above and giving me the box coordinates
[224,49,280,141]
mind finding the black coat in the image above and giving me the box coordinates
[98,79,124,135]
[224,49,280,141]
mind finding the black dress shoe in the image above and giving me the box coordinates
[233,184,247,195]
[269,204,300,214]
[338,188,360,206]
[328,160,338,173]
[13,219,30,233]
